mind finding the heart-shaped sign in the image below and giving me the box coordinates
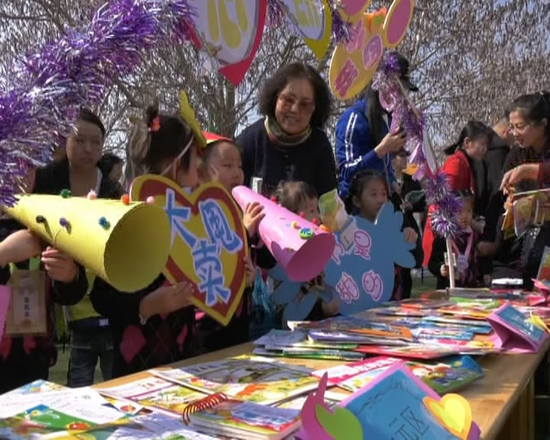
[187,0,267,86]
[315,404,363,440]
[130,175,248,326]
[423,394,473,440]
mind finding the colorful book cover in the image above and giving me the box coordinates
[0,402,127,439]
[4,379,66,396]
[153,356,318,406]
[406,356,484,394]
[355,344,465,360]
[312,357,403,386]
[97,376,205,417]
[189,400,301,440]
[254,329,307,347]
[411,327,475,341]
[488,303,549,352]
[308,330,409,345]
[253,347,364,361]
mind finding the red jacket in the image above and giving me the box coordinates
[422,149,475,266]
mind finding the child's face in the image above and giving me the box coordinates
[458,198,474,229]
[175,143,199,189]
[206,142,244,192]
[66,120,103,170]
[354,178,388,221]
[297,197,319,222]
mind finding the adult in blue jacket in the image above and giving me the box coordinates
[335,52,418,201]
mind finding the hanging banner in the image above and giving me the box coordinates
[282,0,332,60]
[187,0,268,86]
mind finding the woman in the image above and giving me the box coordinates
[335,52,417,201]
[499,91,550,190]
[34,108,122,387]
[422,121,493,266]
[237,62,337,198]
[481,92,550,285]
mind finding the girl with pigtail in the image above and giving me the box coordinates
[90,102,200,378]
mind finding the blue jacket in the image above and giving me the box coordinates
[335,98,394,199]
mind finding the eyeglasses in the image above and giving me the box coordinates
[277,94,315,113]
[508,123,532,135]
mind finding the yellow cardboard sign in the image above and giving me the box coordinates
[5,195,171,293]
[329,0,415,101]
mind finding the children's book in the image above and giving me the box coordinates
[297,365,481,440]
[97,376,207,417]
[488,303,549,353]
[0,400,128,439]
[189,400,301,440]
[406,356,484,395]
[254,329,307,347]
[411,327,474,341]
[355,344,466,360]
[254,346,364,361]
[308,330,409,346]
[152,356,318,406]
[312,356,404,386]
[4,379,66,396]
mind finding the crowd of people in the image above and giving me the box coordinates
[0,52,549,395]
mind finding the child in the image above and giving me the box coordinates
[428,191,487,289]
[349,171,423,300]
[272,181,340,324]
[90,103,200,378]
[0,166,88,394]
[195,135,260,354]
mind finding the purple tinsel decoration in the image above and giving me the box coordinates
[373,51,463,238]
[0,0,196,206]
[330,8,352,43]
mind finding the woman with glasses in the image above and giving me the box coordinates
[237,63,337,199]
[480,92,550,287]
[499,91,550,190]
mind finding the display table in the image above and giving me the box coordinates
[96,336,549,440]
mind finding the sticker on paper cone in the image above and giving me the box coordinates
[131,175,248,326]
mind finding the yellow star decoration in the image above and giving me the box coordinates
[179,90,206,149]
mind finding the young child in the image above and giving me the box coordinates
[428,191,487,289]
[272,181,340,325]
[195,135,260,354]
[89,103,200,378]
[349,171,423,300]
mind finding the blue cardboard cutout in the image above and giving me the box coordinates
[325,202,416,314]
[268,264,334,323]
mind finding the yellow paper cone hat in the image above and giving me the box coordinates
[5,194,171,292]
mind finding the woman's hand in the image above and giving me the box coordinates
[403,227,418,243]
[244,255,256,287]
[243,202,265,238]
[376,128,406,157]
[440,265,449,278]
[500,164,540,193]
[139,282,195,319]
[41,247,79,283]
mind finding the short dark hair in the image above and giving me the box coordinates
[274,181,318,214]
[201,139,241,164]
[258,62,333,128]
[98,152,123,177]
[79,108,106,138]
[346,170,387,213]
